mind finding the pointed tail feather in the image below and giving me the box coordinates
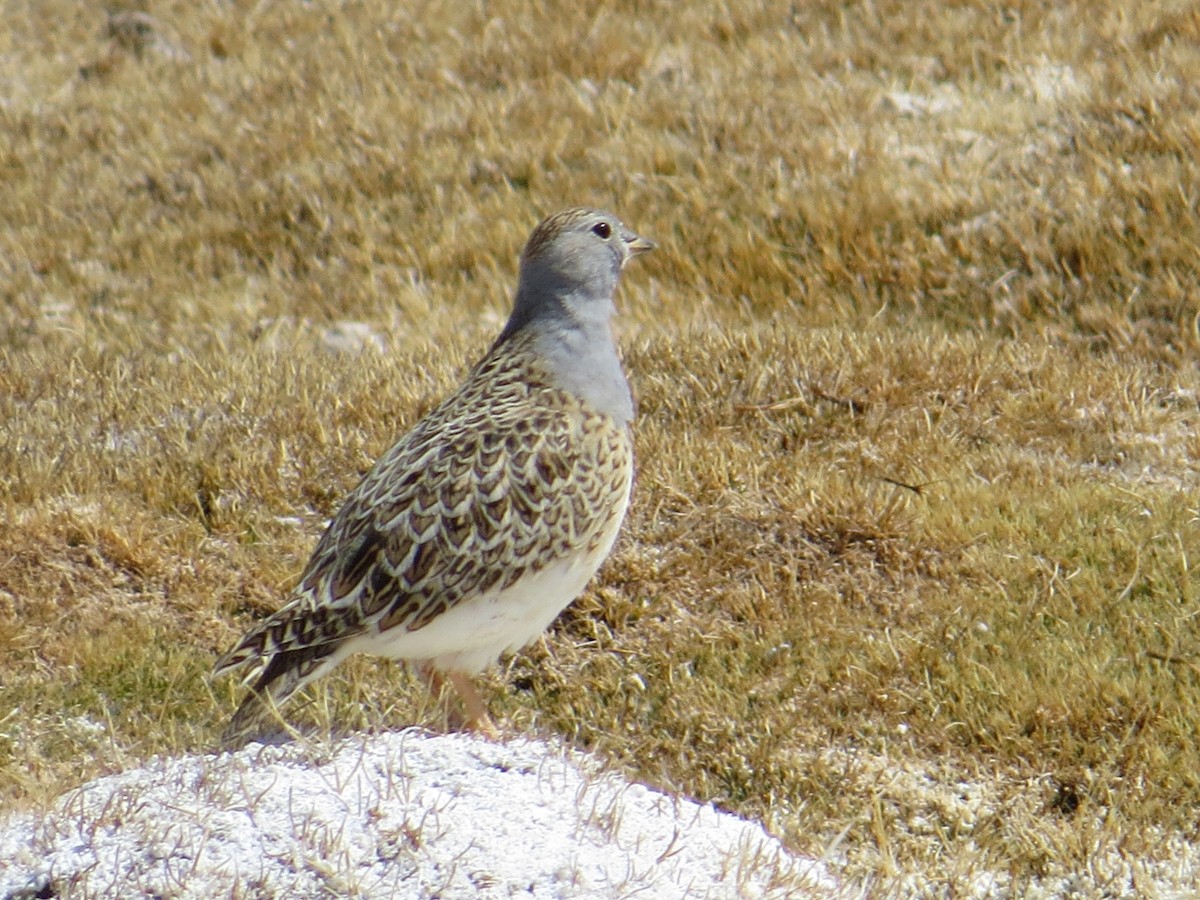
[217,643,339,748]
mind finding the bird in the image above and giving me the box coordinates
[213,207,654,745]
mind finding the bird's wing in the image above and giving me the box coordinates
[213,353,630,685]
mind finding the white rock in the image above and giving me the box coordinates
[0,730,841,899]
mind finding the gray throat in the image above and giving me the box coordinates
[530,316,633,425]
[501,290,633,426]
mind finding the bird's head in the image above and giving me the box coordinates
[508,208,654,335]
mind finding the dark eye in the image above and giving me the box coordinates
[591,221,612,239]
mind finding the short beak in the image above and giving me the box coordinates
[625,233,656,258]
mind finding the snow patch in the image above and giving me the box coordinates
[0,730,841,899]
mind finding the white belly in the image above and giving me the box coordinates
[344,499,627,674]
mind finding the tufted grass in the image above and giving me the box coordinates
[4,0,1200,891]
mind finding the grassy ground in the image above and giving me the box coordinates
[4,0,1200,892]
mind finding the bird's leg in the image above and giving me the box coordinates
[447,670,499,740]
[417,665,499,739]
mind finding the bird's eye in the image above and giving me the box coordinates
[591,221,612,239]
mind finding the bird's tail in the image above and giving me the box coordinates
[215,643,339,749]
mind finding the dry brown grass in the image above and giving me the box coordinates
[4,0,1200,891]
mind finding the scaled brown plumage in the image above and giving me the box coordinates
[213,207,652,745]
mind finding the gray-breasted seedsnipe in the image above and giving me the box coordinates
[214,207,654,744]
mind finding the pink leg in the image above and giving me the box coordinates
[447,670,499,739]
[417,665,498,739]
